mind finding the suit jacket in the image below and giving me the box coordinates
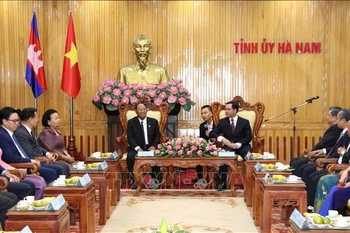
[14,124,48,158]
[0,126,31,163]
[325,130,349,159]
[127,116,161,151]
[312,124,343,151]
[199,121,216,141]
[209,116,252,146]
[339,133,350,163]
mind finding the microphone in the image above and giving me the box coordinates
[306,96,319,102]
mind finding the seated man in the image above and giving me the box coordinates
[195,105,216,181]
[0,190,18,230]
[304,109,350,211]
[0,165,35,201]
[0,107,57,184]
[290,106,343,177]
[209,101,252,190]
[14,108,70,177]
[126,102,161,189]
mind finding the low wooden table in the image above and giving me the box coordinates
[288,220,350,232]
[44,182,96,233]
[133,157,239,196]
[252,168,292,226]
[5,203,70,233]
[70,167,110,225]
[260,179,307,233]
[244,158,278,206]
[85,157,121,204]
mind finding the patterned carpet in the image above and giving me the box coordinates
[69,169,289,233]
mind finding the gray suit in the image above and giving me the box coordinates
[14,124,70,177]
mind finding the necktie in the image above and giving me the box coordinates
[12,134,30,159]
[30,131,36,140]
[231,118,235,133]
[327,132,344,158]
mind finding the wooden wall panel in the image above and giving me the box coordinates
[0,1,349,161]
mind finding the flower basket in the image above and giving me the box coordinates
[155,136,220,158]
[92,79,196,114]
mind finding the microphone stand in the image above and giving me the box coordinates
[264,99,316,158]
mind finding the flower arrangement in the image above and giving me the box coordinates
[152,218,189,233]
[92,79,196,113]
[155,136,220,158]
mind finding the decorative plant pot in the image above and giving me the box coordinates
[103,105,119,116]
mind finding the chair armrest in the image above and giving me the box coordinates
[8,162,40,174]
[9,169,27,179]
[327,164,349,174]
[253,136,264,154]
[0,176,9,190]
[116,136,128,159]
[315,158,338,170]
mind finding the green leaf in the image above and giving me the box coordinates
[92,100,103,110]
[160,218,168,233]
[168,103,176,112]
[105,104,118,111]
[181,101,196,112]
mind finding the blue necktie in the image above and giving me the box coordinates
[12,134,30,159]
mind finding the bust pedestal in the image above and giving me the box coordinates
[106,104,180,151]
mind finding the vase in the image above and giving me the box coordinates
[103,105,119,116]
[169,104,181,115]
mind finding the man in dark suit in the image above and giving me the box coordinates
[127,103,161,189]
[0,107,57,184]
[195,105,216,181]
[303,109,350,210]
[290,106,343,177]
[209,101,252,190]
[14,108,70,177]
[0,189,18,230]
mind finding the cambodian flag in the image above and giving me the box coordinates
[25,12,47,98]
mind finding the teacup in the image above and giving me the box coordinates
[24,195,35,204]
[17,200,30,210]
[328,210,338,217]
[59,175,66,179]
[77,161,85,169]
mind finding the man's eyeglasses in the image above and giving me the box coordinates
[7,119,21,124]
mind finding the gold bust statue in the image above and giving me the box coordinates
[118,35,170,85]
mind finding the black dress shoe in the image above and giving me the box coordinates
[131,182,137,190]
[217,182,227,191]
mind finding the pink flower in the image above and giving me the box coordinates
[195,140,201,146]
[93,94,100,102]
[177,150,183,156]
[158,92,167,100]
[136,90,144,97]
[167,95,177,104]
[169,80,177,86]
[197,150,203,156]
[154,98,163,106]
[121,96,129,104]
[148,89,156,98]
[124,90,131,97]
[168,151,174,155]
[186,151,192,156]
[212,151,218,156]
[178,97,186,105]
[190,145,197,151]
[130,97,139,105]
[155,149,160,153]
[175,145,181,150]
[170,86,178,94]
[111,99,119,106]
[113,88,121,96]
[182,143,187,148]
[167,145,172,150]
[102,96,112,104]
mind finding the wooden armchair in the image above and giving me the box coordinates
[211,96,265,154]
[116,100,170,187]
[7,162,40,175]
[0,176,9,191]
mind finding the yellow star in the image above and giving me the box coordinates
[64,42,78,68]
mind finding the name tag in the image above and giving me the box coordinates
[111,151,118,159]
[138,151,154,157]
[98,161,108,170]
[20,226,33,233]
[77,174,91,187]
[47,194,66,211]
[218,151,236,157]
[290,209,309,229]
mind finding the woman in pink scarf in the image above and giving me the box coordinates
[0,148,46,199]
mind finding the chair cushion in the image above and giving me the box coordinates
[126,110,161,122]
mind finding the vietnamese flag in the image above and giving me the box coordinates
[61,12,81,98]
[25,12,47,98]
